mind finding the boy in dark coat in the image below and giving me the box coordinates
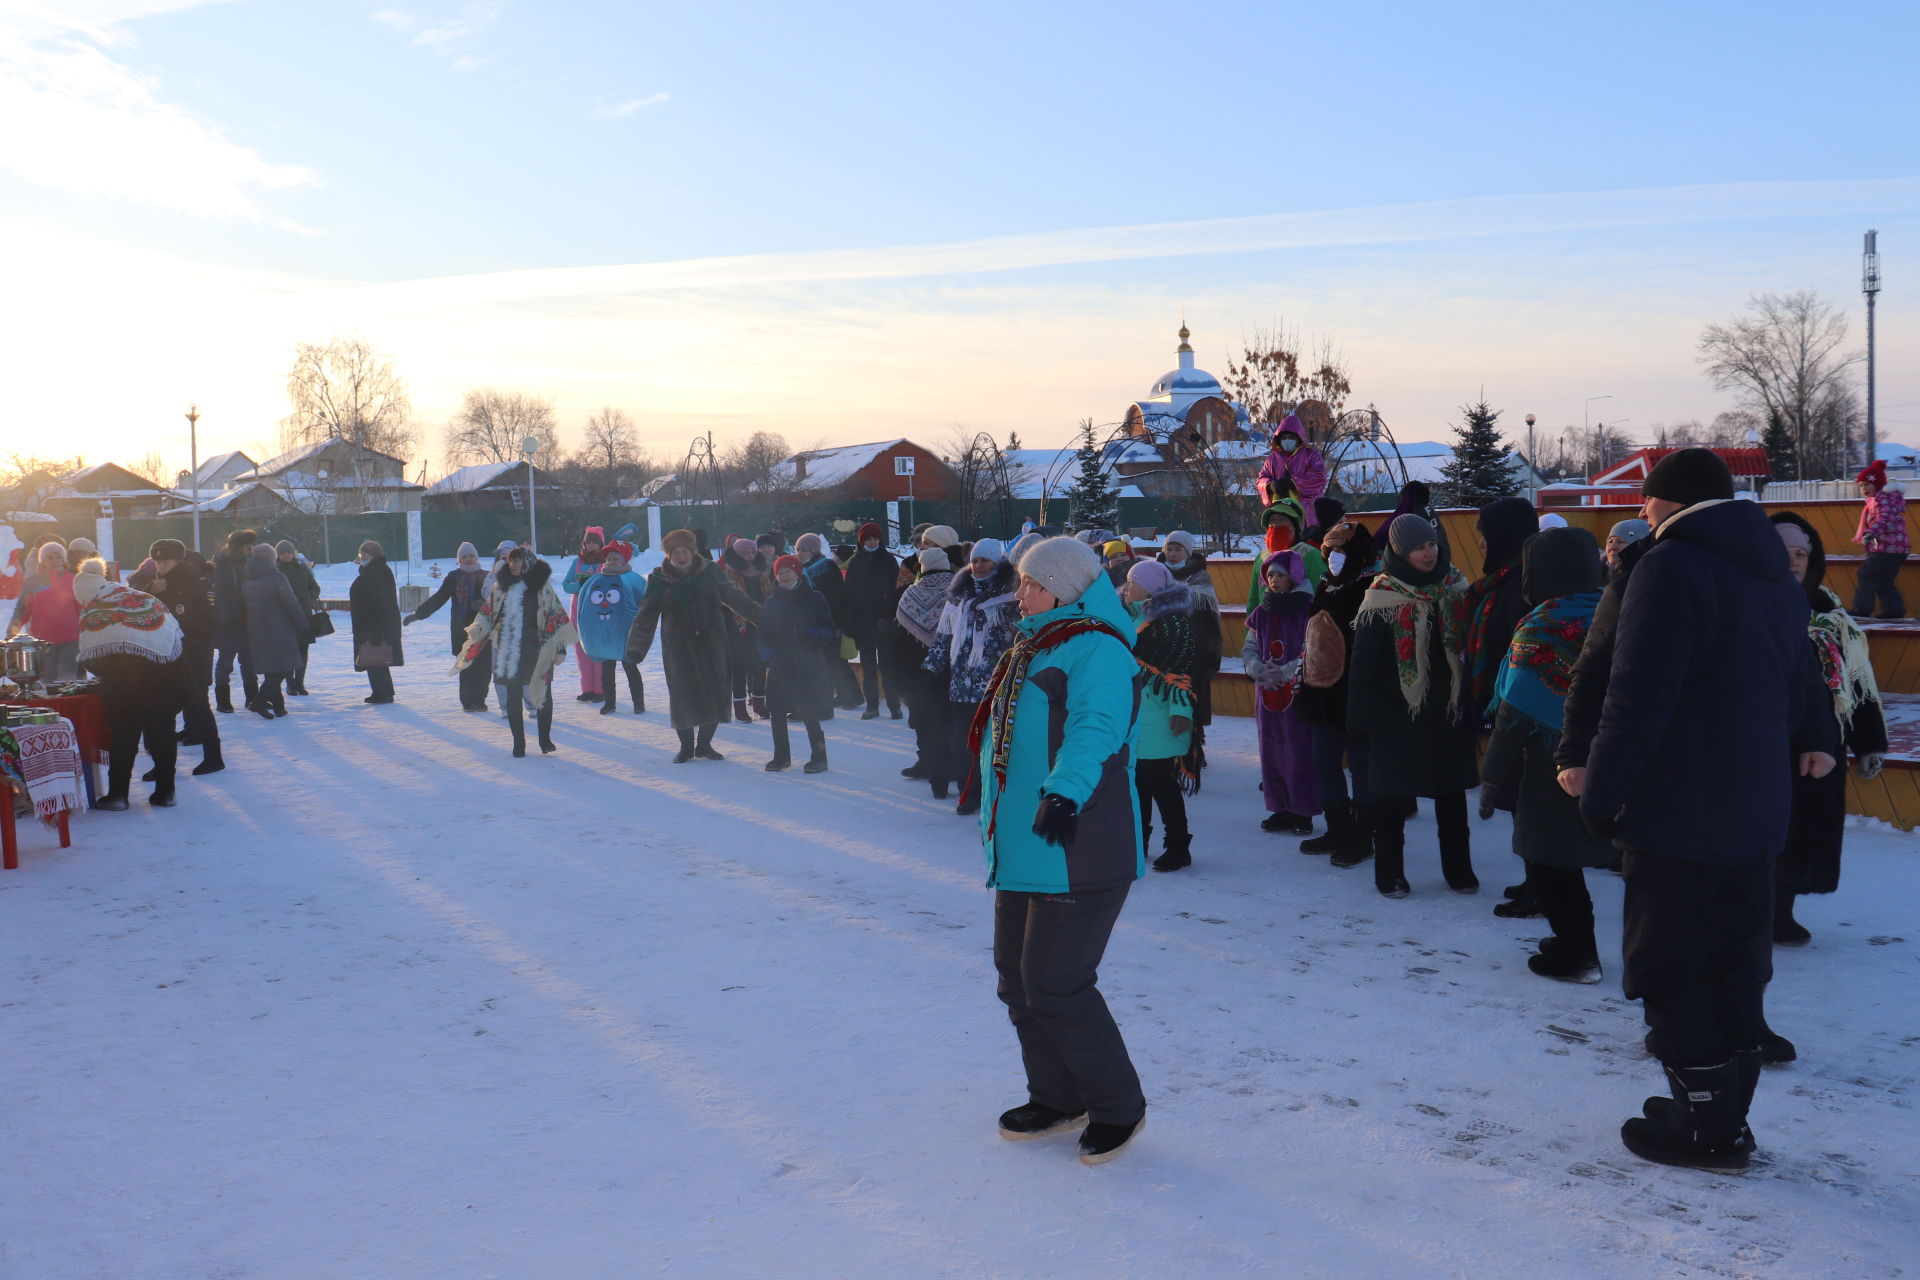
[758,555,836,773]
[627,529,763,763]
[1571,449,1839,1172]
[348,540,404,704]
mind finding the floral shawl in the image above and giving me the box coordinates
[1352,568,1470,714]
[1462,559,1520,712]
[1493,590,1600,738]
[455,568,578,709]
[74,576,183,664]
[1809,585,1879,730]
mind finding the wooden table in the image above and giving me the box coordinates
[1,718,81,870]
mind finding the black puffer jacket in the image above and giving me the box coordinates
[843,545,901,648]
[1295,526,1377,731]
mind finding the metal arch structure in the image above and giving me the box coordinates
[1321,406,1417,503]
[680,432,725,508]
[953,431,1016,537]
[1042,417,1245,552]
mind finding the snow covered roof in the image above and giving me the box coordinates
[159,481,287,515]
[427,462,524,495]
[771,440,909,491]
[270,469,423,492]
[244,438,408,480]
[184,451,254,487]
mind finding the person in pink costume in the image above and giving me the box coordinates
[563,527,607,700]
[1256,415,1329,508]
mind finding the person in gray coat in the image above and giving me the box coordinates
[241,543,309,719]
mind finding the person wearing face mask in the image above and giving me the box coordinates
[626,529,764,763]
[1346,515,1479,898]
[1246,503,1325,610]
[926,538,1020,816]
[843,523,902,719]
[1120,558,1199,872]
[1255,414,1328,509]
[756,554,836,773]
[1768,513,1886,951]
[1604,519,1651,578]
[1294,521,1379,863]
[349,540,404,705]
[407,542,494,711]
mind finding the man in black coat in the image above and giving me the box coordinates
[1566,449,1838,1172]
[130,540,224,775]
[841,522,901,718]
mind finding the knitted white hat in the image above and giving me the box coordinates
[1018,537,1101,605]
[918,547,951,573]
[970,537,1006,563]
[920,524,960,549]
[794,532,826,557]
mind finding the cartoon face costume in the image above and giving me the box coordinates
[578,565,646,662]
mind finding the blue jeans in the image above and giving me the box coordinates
[1311,722,1371,809]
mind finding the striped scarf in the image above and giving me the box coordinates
[965,615,1128,838]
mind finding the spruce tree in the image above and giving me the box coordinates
[1760,409,1797,483]
[1068,419,1121,532]
[1439,399,1519,506]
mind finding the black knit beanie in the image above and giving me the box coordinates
[1643,448,1734,506]
[1478,496,1539,571]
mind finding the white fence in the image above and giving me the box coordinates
[1761,480,1858,502]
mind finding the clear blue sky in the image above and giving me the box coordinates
[3,0,1917,471]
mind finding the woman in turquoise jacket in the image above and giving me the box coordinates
[973,536,1147,1167]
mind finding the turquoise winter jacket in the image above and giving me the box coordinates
[977,573,1144,894]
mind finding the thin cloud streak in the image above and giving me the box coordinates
[593,92,669,119]
[334,178,1920,310]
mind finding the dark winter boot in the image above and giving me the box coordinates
[1439,817,1478,894]
[149,781,177,807]
[1493,888,1545,918]
[1758,1022,1797,1065]
[694,723,725,761]
[242,673,260,710]
[1260,810,1308,834]
[750,695,768,720]
[601,691,619,716]
[902,760,929,780]
[191,742,225,776]
[1078,1117,1146,1166]
[1621,1057,1754,1172]
[997,1102,1086,1141]
[1773,892,1811,946]
[1151,833,1193,873]
[627,667,645,714]
[215,683,234,714]
[1331,802,1376,869]
[732,698,754,724]
[1372,808,1410,897]
[803,725,828,774]
[1527,935,1603,984]
[1299,801,1351,854]
[673,728,696,764]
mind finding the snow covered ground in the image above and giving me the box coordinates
[5,629,1919,1279]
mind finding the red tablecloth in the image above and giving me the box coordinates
[2,718,83,823]
[1,694,106,764]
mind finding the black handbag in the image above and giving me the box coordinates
[308,610,336,638]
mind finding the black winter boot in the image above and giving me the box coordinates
[1299,801,1351,854]
[673,728,696,763]
[1372,807,1409,897]
[192,742,225,776]
[215,683,234,713]
[1151,833,1192,873]
[1439,814,1478,894]
[1078,1117,1146,1166]
[997,1102,1086,1141]
[1527,935,1603,984]
[803,724,828,774]
[694,723,725,761]
[1773,892,1811,946]
[1622,1057,1755,1172]
[1330,802,1375,868]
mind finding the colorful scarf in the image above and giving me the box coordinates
[895,570,954,647]
[1133,607,1202,794]
[966,615,1129,838]
[1463,559,1521,711]
[1809,586,1878,731]
[1352,568,1469,714]
[1494,590,1600,738]
[73,576,182,664]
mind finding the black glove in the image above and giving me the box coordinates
[1032,795,1079,848]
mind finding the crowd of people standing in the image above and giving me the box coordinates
[4,437,1899,1174]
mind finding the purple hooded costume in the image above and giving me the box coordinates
[1256,415,1328,506]
[1241,549,1322,817]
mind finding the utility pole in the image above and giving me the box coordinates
[1865,229,1882,471]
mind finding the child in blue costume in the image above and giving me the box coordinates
[577,539,647,714]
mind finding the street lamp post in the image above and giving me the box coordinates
[1524,412,1537,504]
[522,437,543,555]
[184,404,203,554]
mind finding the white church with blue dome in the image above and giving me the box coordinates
[1123,322,1258,447]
